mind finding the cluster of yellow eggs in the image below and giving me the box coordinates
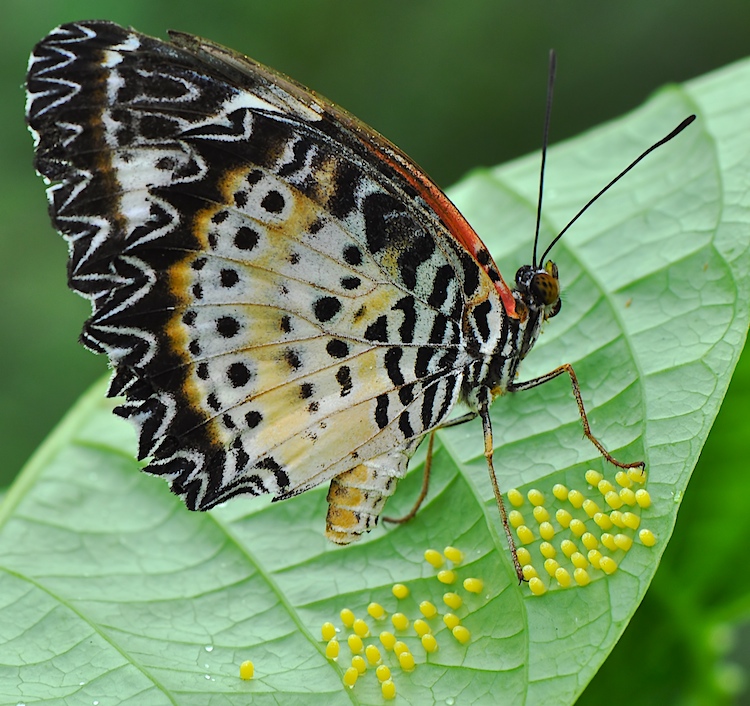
[508,467,656,595]
[320,545,483,699]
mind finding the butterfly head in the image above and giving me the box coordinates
[513,260,562,322]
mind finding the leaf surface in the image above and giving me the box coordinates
[2,58,749,706]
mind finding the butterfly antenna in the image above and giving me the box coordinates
[532,50,557,270]
[539,114,696,265]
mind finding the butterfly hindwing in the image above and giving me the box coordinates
[26,21,502,522]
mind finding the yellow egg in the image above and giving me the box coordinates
[365,644,382,665]
[239,660,254,680]
[424,549,444,568]
[569,519,586,537]
[517,547,532,566]
[529,577,547,595]
[581,532,598,550]
[600,533,617,551]
[533,505,551,523]
[593,512,613,530]
[539,522,555,540]
[419,601,437,618]
[452,625,471,644]
[508,488,524,507]
[443,592,462,610]
[379,631,396,650]
[367,602,385,620]
[353,619,370,638]
[463,578,484,594]
[382,679,396,699]
[560,539,577,557]
[522,564,539,580]
[604,491,623,509]
[398,652,416,671]
[539,542,556,559]
[326,639,340,659]
[437,569,456,584]
[413,619,431,637]
[585,469,603,486]
[587,549,603,569]
[582,499,601,518]
[552,483,569,501]
[340,608,355,627]
[573,568,591,586]
[599,556,618,574]
[609,511,625,528]
[421,634,439,653]
[393,641,410,656]
[567,489,585,508]
[619,488,636,506]
[614,534,633,551]
[635,489,652,508]
[615,471,632,488]
[351,655,367,674]
[555,567,572,587]
[527,488,545,506]
[556,509,573,528]
[509,510,525,528]
[321,622,336,641]
[571,552,589,569]
[628,468,647,484]
[444,546,464,564]
[639,529,657,546]
[621,512,641,530]
[343,666,358,687]
[391,613,409,631]
[392,583,409,599]
[597,479,615,495]
[517,525,534,544]
[376,664,391,682]
[443,613,460,629]
[347,634,364,654]
[544,558,560,576]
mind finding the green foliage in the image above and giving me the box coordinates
[1,57,748,706]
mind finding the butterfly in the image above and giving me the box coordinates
[26,21,692,576]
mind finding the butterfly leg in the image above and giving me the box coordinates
[509,363,646,473]
[477,397,524,582]
[382,412,478,526]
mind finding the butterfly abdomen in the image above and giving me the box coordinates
[325,454,408,544]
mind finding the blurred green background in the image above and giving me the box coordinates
[2,1,749,704]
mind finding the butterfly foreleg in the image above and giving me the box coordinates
[382,411,478,526]
[508,363,646,473]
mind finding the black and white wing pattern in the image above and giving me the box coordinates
[26,20,508,542]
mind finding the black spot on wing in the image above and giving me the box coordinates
[472,299,492,342]
[397,234,435,290]
[392,296,416,344]
[428,264,455,309]
[335,366,352,397]
[313,296,342,322]
[375,394,389,429]
[384,347,405,386]
[364,315,388,342]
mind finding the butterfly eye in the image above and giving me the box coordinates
[530,271,560,306]
[548,298,562,318]
[515,264,533,289]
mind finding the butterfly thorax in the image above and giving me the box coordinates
[462,260,561,409]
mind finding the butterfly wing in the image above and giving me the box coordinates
[26,21,502,529]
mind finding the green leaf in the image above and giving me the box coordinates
[2,58,749,706]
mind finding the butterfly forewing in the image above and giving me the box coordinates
[26,21,504,534]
